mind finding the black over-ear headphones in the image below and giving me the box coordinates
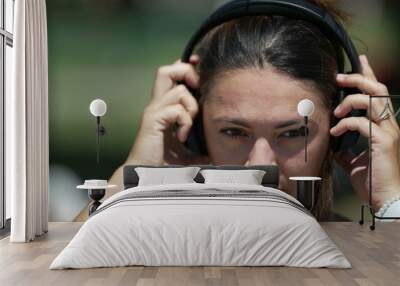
[181,0,365,155]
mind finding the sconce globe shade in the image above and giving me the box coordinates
[90,99,107,117]
[297,99,315,117]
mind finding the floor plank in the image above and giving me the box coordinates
[0,222,399,286]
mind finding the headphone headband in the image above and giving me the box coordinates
[182,0,360,74]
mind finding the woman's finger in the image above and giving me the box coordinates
[153,63,200,97]
[334,149,370,202]
[160,104,193,142]
[334,149,358,173]
[157,84,199,118]
[330,116,385,140]
[333,93,397,130]
[360,55,377,81]
[176,55,200,64]
[330,116,400,153]
[336,73,388,96]
[189,54,200,65]
[334,94,374,118]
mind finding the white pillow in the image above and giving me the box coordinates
[135,167,201,186]
[200,169,266,185]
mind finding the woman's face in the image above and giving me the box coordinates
[202,68,331,196]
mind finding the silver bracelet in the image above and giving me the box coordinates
[375,193,400,217]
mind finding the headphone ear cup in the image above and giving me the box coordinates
[331,87,366,152]
[183,88,208,155]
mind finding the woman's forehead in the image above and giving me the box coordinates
[205,68,325,117]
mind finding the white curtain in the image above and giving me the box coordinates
[7,0,49,242]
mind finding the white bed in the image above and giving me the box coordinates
[50,182,350,269]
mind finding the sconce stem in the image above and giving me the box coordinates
[304,116,308,163]
[96,116,100,164]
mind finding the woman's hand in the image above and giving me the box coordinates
[127,55,210,166]
[330,55,400,212]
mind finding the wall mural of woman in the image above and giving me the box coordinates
[74,1,400,222]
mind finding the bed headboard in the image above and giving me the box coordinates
[123,165,279,189]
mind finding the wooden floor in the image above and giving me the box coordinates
[0,222,399,286]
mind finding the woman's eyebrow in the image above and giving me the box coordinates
[212,117,251,128]
[274,119,302,129]
[212,117,302,129]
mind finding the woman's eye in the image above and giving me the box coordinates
[279,126,308,138]
[220,128,249,138]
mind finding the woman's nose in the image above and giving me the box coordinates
[245,137,278,166]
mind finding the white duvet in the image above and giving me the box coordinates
[50,183,351,269]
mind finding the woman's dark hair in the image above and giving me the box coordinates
[196,14,344,109]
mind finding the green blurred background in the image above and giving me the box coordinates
[46,0,400,221]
